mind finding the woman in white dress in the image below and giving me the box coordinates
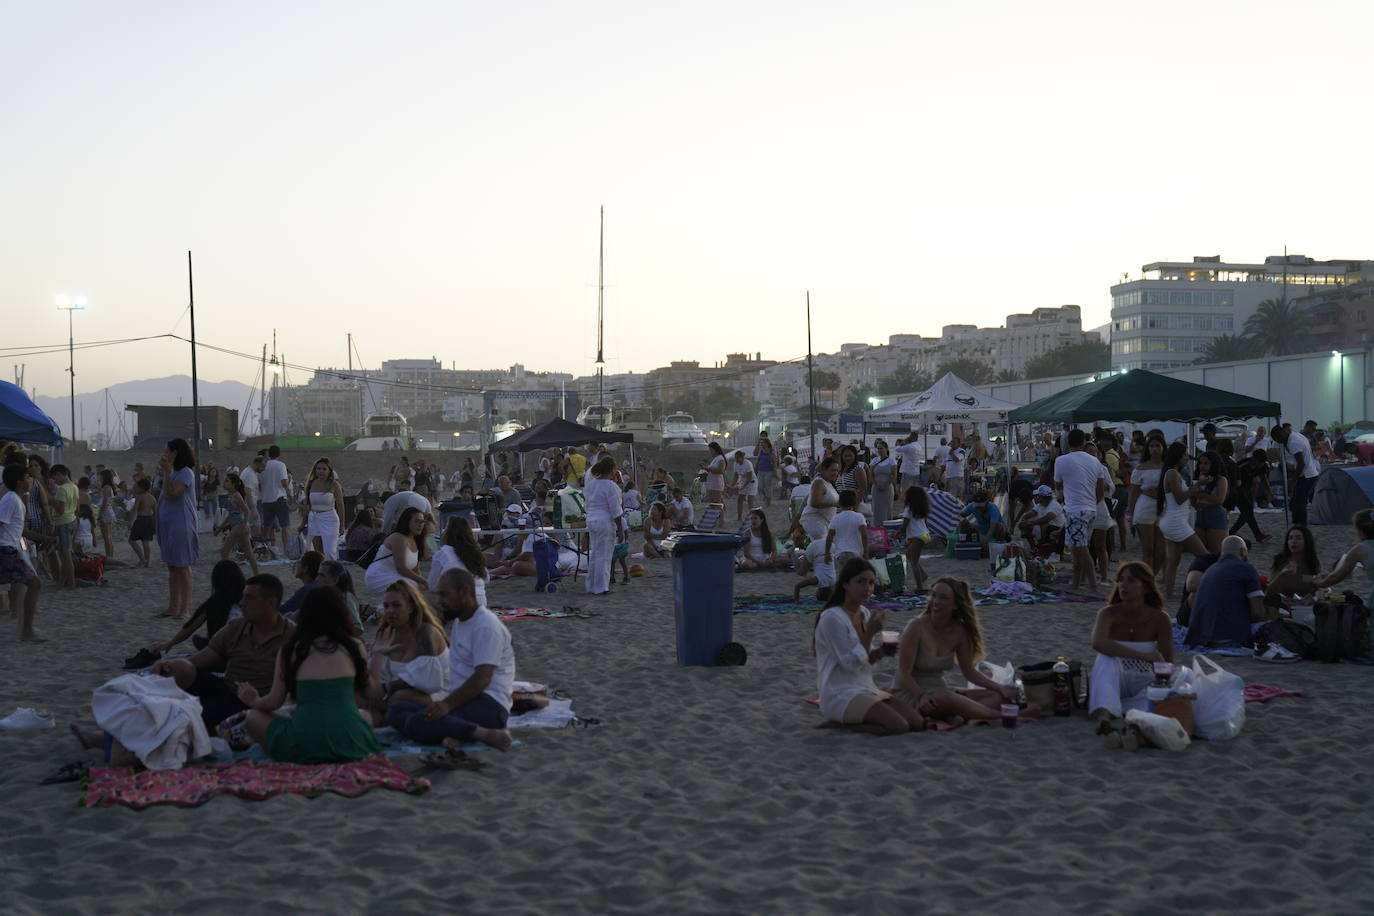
[302,458,344,560]
[812,557,923,735]
[1156,442,1208,599]
[584,456,626,595]
[364,507,431,594]
[366,579,450,722]
[732,450,757,521]
[1126,435,1166,574]
[1089,561,1173,732]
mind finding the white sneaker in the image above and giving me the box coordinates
[0,707,55,729]
[1257,644,1300,663]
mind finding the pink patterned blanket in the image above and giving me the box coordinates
[82,755,430,809]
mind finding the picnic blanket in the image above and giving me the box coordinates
[1173,624,1253,657]
[82,755,429,808]
[803,698,1034,731]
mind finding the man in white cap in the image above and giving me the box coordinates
[1017,485,1066,554]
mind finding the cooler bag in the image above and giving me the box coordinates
[884,554,906,592]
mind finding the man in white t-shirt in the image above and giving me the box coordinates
[669,488,694,528]
[944,437,968,500]
[732,451,757,520]
[824,491,869,569]
[1052,429,1105,590]
[931,439,950,482]
[894,433,925,493]
[258,446,292,553]
[1018,485,1066,553]
[1282,422,1319,526]
[384,567,515,752]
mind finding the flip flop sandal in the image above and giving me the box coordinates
[40,761,88,785]
[570,717,602,728]
[419,748,485,772]
[1121,723,1143,751]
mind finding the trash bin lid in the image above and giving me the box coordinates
[670,533,747,556]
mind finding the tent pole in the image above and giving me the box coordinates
[1278,415,1290,531]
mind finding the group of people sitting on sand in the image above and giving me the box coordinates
[75,565,522,767]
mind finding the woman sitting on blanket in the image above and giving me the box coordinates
[365,579,450,722]
[429,516,490,608]
[643,502,673,559]
[1264,525,1321,613]
[892,577,1024,722]
[813,557,924,735]
[237,588,381,763]
[738,509,786,570]
[1087,560,1174,726]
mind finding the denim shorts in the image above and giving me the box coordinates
[55,521,76,550]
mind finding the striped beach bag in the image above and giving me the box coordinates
[925,487,962,539]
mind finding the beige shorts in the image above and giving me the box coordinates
[842,691,891,724]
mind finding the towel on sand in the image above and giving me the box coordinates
[82,755,429,808]
[1244,685,1307,703]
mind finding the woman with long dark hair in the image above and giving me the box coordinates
[302,457,344,560]
[900,485,932,592]
[96,468,117,558]
[147,559,246,657]
[1191,450,1230,554]
[812,557,923,735]
[429,515,490,607]
[363,505,431,594]
[157,438,200,618]
[237,588,379,763]
[835,445,869,510]
[737,508,782,569]
[1264,525,1321,613]
[704,442,727,508]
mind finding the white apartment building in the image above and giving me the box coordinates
[1110,254,1374,371]
[999,306,1091,374]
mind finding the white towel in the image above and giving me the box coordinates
[92,674,212,770]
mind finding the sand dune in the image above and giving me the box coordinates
[1,505,1370,913]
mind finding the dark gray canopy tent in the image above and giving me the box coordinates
[487,417,636,481]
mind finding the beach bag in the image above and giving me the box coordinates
[1191,656,1245,740]
[1253,618,1317,661]
[866,526,891,557]
[553,488,586,529]
[532,537,561,592]
[612,540,629,561]
[75,555,106,582]
[871,558,891,589]
[967,660,1016,689]
[993,554,1028,583]
[1312,595,1371,663]
[884,554,905,593]
[1017,659,1083,711]
[285,531,305,561]
[353,533,386,570]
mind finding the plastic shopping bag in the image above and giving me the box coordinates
[993,555,1027,582]
[1191,656,1245,741]
[1125,709,1192,751]
[968,660,1016,690]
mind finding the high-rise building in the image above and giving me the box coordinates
[1110,255,1374,371]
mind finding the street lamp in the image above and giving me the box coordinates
[55,295,87,445]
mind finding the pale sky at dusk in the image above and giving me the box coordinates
[3,1,1370,399]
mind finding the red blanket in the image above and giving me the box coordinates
[82,755,430,809]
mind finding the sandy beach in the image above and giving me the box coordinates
[2,500,1371,915]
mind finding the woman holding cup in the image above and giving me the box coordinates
[812,558,923,735]
[1088,560,1174,725]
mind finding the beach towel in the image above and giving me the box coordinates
[925,488,962,538]
[1244,685,1307,703]
[1173,624,1254,657]
[82,755,430,808]
[493,606,595,621]
[734,587,1091,614]
[803,698,1033,731]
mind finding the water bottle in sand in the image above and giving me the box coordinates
[1052,657,1071,717]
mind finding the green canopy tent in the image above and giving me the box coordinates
[1005,369,1287,524]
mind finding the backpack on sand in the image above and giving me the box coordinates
[1313,594,1372,663]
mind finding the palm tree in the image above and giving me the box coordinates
[1243,297,1313,356]
[1198,334,1263,365]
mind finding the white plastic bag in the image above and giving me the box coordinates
[968,660,1015,689]
[1191,656,1246,741]
[1125,709,1192,751]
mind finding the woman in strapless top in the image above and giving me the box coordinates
[303,458,345,561]
[893,577,1026,721]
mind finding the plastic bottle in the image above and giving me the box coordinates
[1052,657,1071,717]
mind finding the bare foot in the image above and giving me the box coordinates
[461,728,512,752]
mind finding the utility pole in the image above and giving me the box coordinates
[188,251,202,450]
[260,344,268,436]
[595,205,605,421]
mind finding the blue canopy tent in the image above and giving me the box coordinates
[0,380,64,446]
[1309,465,1374,526]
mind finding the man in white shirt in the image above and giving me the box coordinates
[258,446,292,553]
[669,488,694,528]
[894,433,925,493]
[732,451,757,520]
[240,455,262,535]
[1053,429,1105,590]
[384,567,514,752]
[1018,485,1066,554]
[1282,422,1319,526]
[944,437,968,500]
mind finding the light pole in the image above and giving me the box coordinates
[55,295,87,445]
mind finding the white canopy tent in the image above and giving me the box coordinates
[863,372,1022,425]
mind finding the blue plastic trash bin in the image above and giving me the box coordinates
[672,533,745,666]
